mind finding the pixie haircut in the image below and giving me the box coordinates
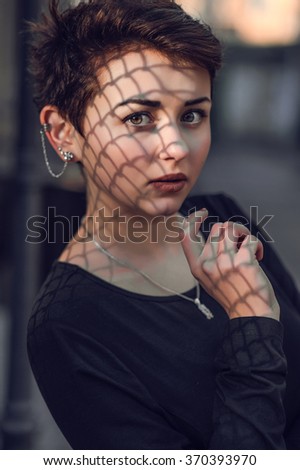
[28,0,223,135]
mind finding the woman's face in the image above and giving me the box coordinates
[78,49,212,217]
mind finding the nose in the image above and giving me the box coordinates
[157,123,189,161]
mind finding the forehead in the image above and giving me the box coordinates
[99,49,210,103]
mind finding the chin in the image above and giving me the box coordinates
[138,194,187,217]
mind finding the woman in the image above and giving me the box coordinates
[27,0,300,449]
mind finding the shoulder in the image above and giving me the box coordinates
[28,262,101,332]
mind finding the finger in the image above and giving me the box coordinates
[231,223,263,260]
[238,234,264,261]
[181,220,225,285]
[207,222,224,243]
[219,222,251,256]
[180,208,208,273]
[185,208,208,241]
[195,222,223,266]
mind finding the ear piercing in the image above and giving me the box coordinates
[40,123,74,178]
[58,147,74,162]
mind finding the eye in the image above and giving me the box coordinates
[181,110,207,125]
[123,112,154,127]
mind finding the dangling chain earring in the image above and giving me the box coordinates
[40,123,74,178]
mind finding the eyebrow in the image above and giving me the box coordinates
[185,97,211,106]
[114,96,211,109]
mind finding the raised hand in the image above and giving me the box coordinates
[181,210,280,321]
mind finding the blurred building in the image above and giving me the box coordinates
[178,0,300,145]
[179,0,300,45]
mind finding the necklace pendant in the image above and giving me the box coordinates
[194,298,214,320]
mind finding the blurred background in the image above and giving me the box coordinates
[0,0,299,449]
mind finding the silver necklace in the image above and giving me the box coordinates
[91,238,214,320]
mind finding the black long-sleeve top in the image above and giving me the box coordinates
[27,194,300,449]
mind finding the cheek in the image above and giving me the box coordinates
[88,129,150,160]
[105,135,149,160]
[83,133,153,190]
[83,129,144,168]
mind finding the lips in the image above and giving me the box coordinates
[149,173,187,183]
[149,173,188,193]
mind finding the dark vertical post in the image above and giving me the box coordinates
[1,0,43,449]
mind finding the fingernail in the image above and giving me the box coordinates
[193,208,208,221]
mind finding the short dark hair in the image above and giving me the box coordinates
[28,0,223,135]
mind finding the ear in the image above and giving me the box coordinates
[40,106,82,162]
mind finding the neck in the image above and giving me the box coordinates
[82,193,184,252]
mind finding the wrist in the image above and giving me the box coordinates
[228,306,280,322]
[225,295,280,322]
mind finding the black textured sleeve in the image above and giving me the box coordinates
[210,317,287,449]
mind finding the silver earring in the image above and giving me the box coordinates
[40,123,74,178]
[57,147,74,162]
